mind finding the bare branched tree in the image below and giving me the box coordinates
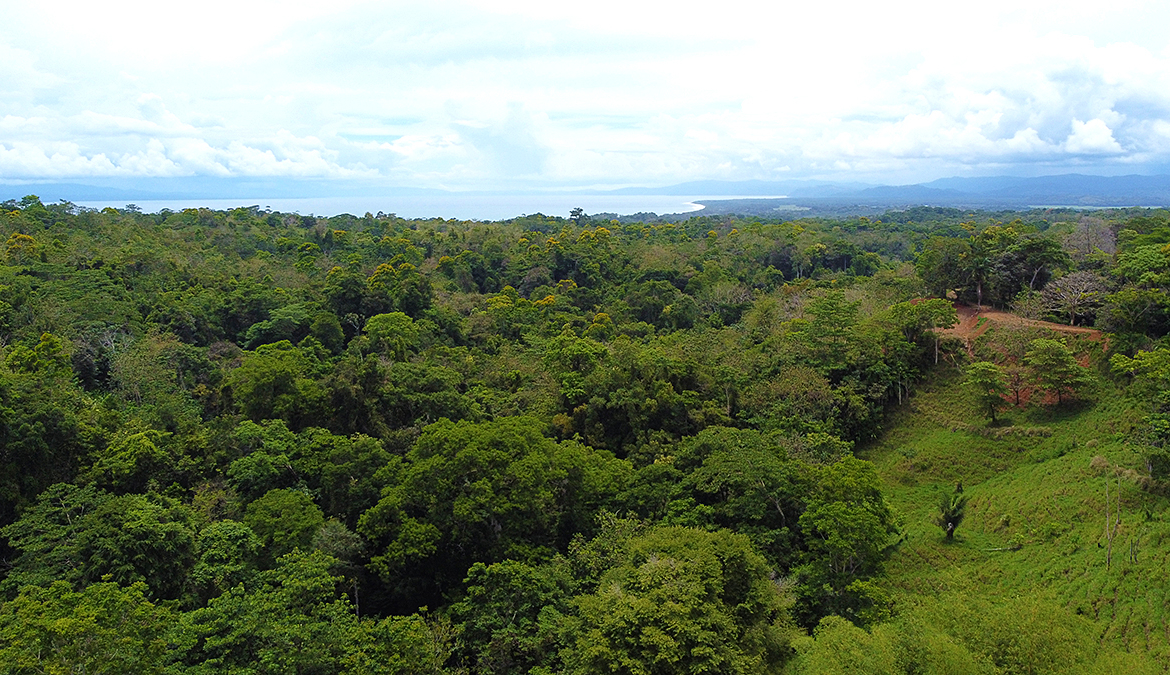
[1105,472,1121,569]
[1064,216,1116,264]
[1041,270,1108,325]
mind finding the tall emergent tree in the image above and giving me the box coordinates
[1042,271,1108,326]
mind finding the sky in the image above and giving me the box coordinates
[3,0,1170,192]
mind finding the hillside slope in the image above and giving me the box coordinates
[862,355,1170,662]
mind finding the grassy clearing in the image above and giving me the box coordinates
[863,368,1170,663]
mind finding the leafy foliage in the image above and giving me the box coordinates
[935,490,968,540]
[0,199,1165,672]
[566,526,795,675]
[0,580,171,675]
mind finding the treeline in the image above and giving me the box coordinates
[0,196,1165,673]
[909,206,1170,492]
[916,210,1170,345]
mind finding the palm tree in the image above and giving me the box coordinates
[936,492,969,541]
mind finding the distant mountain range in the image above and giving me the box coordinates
[861,174,1170,206]
[595,179,873,197]
[4,173,1170,210]
[610,174,1170,207]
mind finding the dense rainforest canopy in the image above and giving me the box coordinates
[0,195,1168,673]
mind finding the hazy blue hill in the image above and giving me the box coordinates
[693,174,1170,216]
[922,175,1036,193]
[853,184,972,201]
[601,179,873,196]
[610,174,1170,208]
[984,174,1170,204]
[921,173,1170,205]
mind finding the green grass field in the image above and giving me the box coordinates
[862,365,1170,665]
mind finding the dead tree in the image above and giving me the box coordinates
[1105,473,1121,569]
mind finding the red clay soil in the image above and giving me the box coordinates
[932,302,1104,406]
[939,303,1104,342]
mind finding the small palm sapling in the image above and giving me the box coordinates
[937,490,968,541]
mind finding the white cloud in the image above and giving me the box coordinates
[0,142,118,177]
[3,0,1170,186]
[1065,119,1125,154]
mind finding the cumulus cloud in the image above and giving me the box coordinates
[0,143,118,177]
[4,1,1170,186]
[1065,119,1125,154]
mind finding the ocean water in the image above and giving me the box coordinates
[72,194,768,220]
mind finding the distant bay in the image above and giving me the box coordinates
[71,194,779,220]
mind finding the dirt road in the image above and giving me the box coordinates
[939,304,1104,342]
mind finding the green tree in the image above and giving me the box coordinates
[565,526,794,675]
[227,447,297,503]
[227,341,328,428]
[243,488,325,566]
[243,302,315,348]
[0,581,171,675]
[0,484,109,594]
[623,426,807,571]
[5,332,72,376]
[172,550,357,675]
[341,613,455,675]
[310,311,347,354]
[1111,347,1170,479]
[1004,235,1068,293]
[288,428,392,526]
[788,612,993,675]
[961,228,999,308]
[189,520,262,605]
[796,456,896,625]
[2,486,196,600]
[81,429,173,493]
[450,559,573,675]
[1111,243,1170,285]
[920,298,958,364]
[964,361,1009,422]
[623,280,696,330]
[73,494,196,599]
[1099,287,1170,337]
[1025,339,1093,404]
[916,237,968,299]
[358,417,628,606]
[365,262,432,318]
[800,291,859,372]
[362,311,420,359]
[788,615,900,675]
[889,298,957,365]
